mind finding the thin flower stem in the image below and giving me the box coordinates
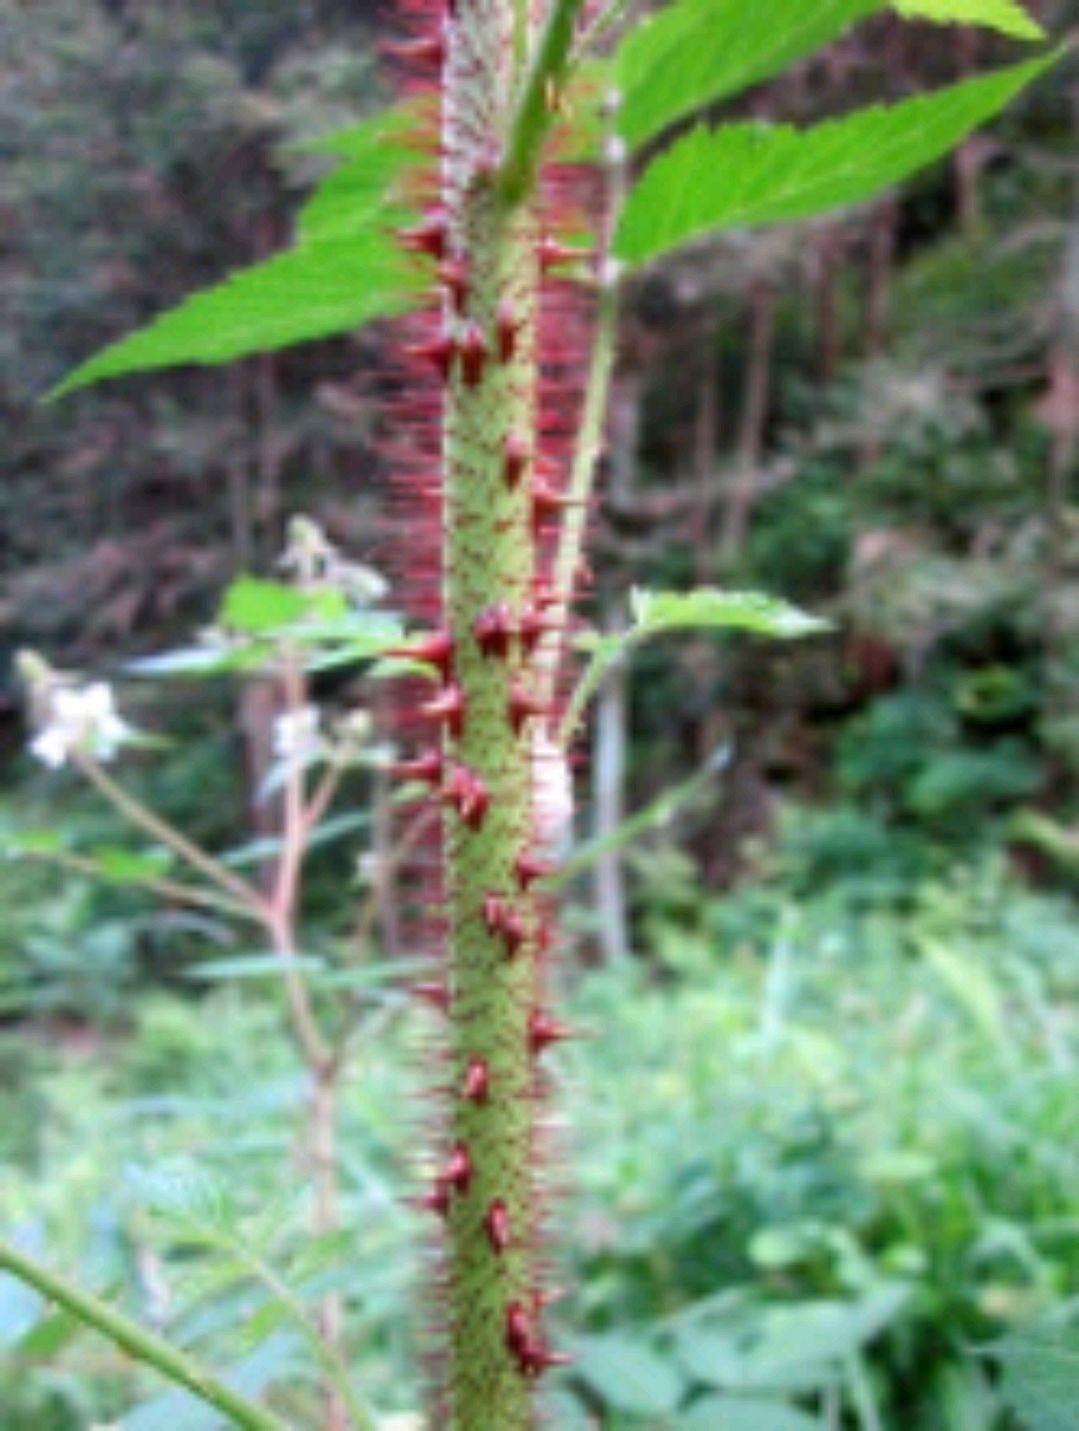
[302,761,344,841]
[209,1236,377,1431]
[0,1239,286,1431]
[267,651,344,1429]
[265,656,330,1072]
[541,279,619,713]
[328,804,438,1074]
[74,754,264,914]
[541,93,625,714]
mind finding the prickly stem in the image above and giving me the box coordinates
[439,3,547,1425]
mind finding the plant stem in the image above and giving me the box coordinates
[211,1235,376,1431]
[0,1239,286,1431]
[542,278,618,711]
[499,0,589,206]
[270,650,344,1429]
[440,3,548,1423]
[74,754,263,913]
[542,90,625,709]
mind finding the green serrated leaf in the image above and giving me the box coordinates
[617,0,881,149]
[893,0,1044,40]
[52,231,419,398]
[615,52,1057,265]
[296,109,421,243]
[616,0,1044,150]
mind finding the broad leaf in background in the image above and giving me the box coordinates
[992,1325,1079,1431]
[565,588,826,737]
[679,1397,824,1430]
[615,0,1044,149]
[615,52,1056,265]
[572,1332,685,1416]
[631,588,830,640]
[52,108,424,398]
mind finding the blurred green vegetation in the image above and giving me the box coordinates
[1,827,1075,1425]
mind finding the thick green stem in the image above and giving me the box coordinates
[499,0,589,207]
[0,1240,285,1431]
[441,4,546,1425]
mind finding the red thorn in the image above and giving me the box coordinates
[496,301,519,363]
[538,236,581,272]
[473,602,514,659]
[438,258,469,314]
[533,1285,568,1312]
[532,477,580,531]
[391,629,453,679]
[462,1056,490,1105]
[508,680,549,735]
[399,209,449,260]
[503,432,530,489]
[482,893,506,936]
[419,683,465,737]
[531,578,560,610]
[485,1199,510,1254]
[525,1345,573,1375]
[413,981,449,1013]
[519,601,559,655]
[499,908,526,959]
[444,1142,472,1194]
[482,893,525,955]
[459,321,489,388]
[392,749,444,786]
[413,1178,450,1217]
[515,851,554,891]
[445,765,490,831]
[506,1301,531,1359]
[529,1009,575,1056]
[505,1301,568,1378]
[381,32,445,68]
[405,331,456,382]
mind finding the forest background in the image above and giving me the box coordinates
[0,1,1076,1426]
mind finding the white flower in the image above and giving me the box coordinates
[273,705,322,765]
[279,514,388,606]
[29,680,134,768]
[355,851,381,884]
[531,729,574,855]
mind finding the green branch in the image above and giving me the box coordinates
[0,1239,287,1431]
[499,0,588,206]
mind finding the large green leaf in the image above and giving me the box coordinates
[616,0,1044,150]
[52,109,424,398]
[615,52,1056,265]
[51,233,419,398]
[617,0,881,149]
